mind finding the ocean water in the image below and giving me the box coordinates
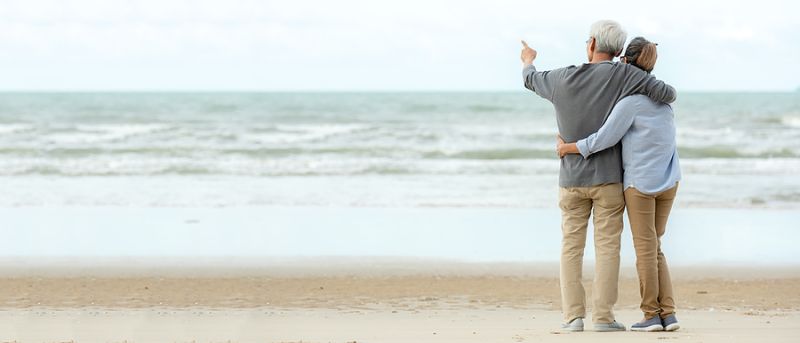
[2,207,797,266]
[0,92,799,208]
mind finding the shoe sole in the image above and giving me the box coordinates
[560,327,584,332]
[631,324,664,332]
[664,323,680,332]
[594,327,626,332]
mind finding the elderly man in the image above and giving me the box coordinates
[520,20,676,332]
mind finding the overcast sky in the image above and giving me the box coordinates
[0,0,797,91]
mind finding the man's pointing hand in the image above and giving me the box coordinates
[521,40,537,66]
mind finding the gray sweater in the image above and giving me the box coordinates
[522,61,676,187]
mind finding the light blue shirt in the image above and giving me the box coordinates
[575,94,681,195]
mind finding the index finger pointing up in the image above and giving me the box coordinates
[521,40,530,48]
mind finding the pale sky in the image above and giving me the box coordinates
[0,0,797,91]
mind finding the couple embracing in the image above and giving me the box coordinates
[521,20,682,332]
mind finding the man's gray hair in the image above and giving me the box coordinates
[589,20,627,55]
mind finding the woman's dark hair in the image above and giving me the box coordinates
[623,36,658,73]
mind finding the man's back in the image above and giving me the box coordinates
[523,61,675,187]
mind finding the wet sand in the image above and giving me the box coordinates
[2,274,799,310]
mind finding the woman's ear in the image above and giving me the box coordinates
[621,56,627,64]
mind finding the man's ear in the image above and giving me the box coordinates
[589,38,596,54]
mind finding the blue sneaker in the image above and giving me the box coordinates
[662,314,680,331]
[631,316,664,332]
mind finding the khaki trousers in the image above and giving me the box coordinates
[624,184,678,319]
[559,183,625,324]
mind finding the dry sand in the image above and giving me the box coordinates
[2,308,798,343]
[0,259,798,342]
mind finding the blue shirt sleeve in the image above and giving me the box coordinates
[575,97,638,158]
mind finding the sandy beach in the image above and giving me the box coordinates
[1,2,798,341]
[3,307,798,343]
[1,260,798,342]
[2,207,797,342]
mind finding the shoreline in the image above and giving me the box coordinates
[3,207,798,266]
[1,257,799,278]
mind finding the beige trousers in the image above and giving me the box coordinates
[559,183,625,324]
[624,184,678,319]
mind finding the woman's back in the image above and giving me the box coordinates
[617,94,681,194]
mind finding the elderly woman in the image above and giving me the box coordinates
[557,37,682,332]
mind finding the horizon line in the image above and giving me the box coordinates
[0,89,796,94]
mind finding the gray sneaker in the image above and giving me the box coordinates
[662,314,680,332]
[631,316,664,332]
[561,317,584,332]
[594,320,626,332]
